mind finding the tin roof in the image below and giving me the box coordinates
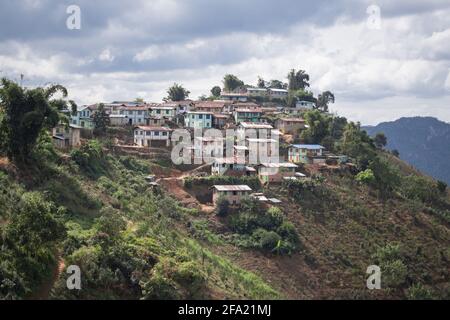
[213,185,252,192]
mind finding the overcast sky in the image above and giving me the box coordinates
[0,0,449,125]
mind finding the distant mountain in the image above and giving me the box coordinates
[363,117,450,185]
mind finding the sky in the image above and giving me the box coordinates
[0,0,449,125]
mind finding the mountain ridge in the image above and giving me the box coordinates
[363,116,450,185]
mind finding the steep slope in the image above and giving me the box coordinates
[363,117,450,184]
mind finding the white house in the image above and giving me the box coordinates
[119,106,149,125]
[134,126,172,147]
[71,105,95,129]
[268,88,288,99]
[185,111,213,129]
[149,105,177,120]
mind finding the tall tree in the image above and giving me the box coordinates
[374,132,388,149]
[0,78,68,163]
[300,110,332,144]
[268,80,287,89]
[287,69,310,91]
[93,103,110,136]
[134,97,145,104]
[316,91,335,112]
[166,83,190,101]
[257,77,266,88]
[210,86,222,98]
[223,74,244,92]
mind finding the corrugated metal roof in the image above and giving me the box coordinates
[213,185,252,192]
[291,144,325,150]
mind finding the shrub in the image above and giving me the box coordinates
[355,169,375,185]
[141,272,180,300]
[276,221,300,247]
[382,259,408,288]
[215,196,230,217]
[437,180,447,193]
[251,229,281,252]
[407,283,434,300]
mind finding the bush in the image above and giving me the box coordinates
[382,259,408,288]
[407,283,434,300]
[355,169,375,185]
[276,221,300,247]
[252,229,281,252]
[215,196,230,217]
[141,272,180,300]
[437,180,447,193]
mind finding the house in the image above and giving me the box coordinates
[212,114,230,129]
[109,114,128,126]
[238,122,274,137]
[194,136,224,160]
[193,101,226,114]
[52,124,82,149]
[149,104,177,120]
[211,156,256,176]
[212,185,253,205]
[119,106,149,125]
[247,87,268,97]
[268,88,288,99]
[71,105,95,129]
[296,100,315,110]
[133,126,172,147]
[220,92,248,102]
[185,111,213,129]
[234,108,263,124]
[288,144,326,164]
[275,118,307,135]
[147,116,166,126]
[246,138,278,164]
[257,162,298,184]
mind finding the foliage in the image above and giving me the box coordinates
[223,74,244,92]
[355,169,376,185]
[93,104,110,136]
[210,86,222,97]
[166,83,190,101]
[70,140,107,178]
[374,132,387,149]
[437,180,447,193]
[407,283,434,300]
[287,69,310,91]
[215,196,230,217]
[316,91,335,112]
[0,78,69,163]
[301,110,332,144]
[400,175,441,204]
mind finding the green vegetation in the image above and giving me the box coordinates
[166,83,190,101]
[223,74,244,92]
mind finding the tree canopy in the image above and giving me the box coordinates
[223,74,244,92]
[210,86,222,97]
[287,69,310,91]
[166,83,190,101]
[0,78,71,163]
[316,91,335,112]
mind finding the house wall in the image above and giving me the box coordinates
[134,129,171,147]
[185,113,213,129]
[213,190,251,205]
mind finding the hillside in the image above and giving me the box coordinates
[1,140,449,300]
[363,117,450,185]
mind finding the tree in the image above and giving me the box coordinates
[374,132,387,149]
[0,78,69,163]
[316,91,335,112]
[356,169,376,185]
[210,86,221,98]
[437,180,447,193]
[166,83,190,101]
[134,97,145,104]
[340,122,377,170]
[93,103,110,136]
[300,110,331,144]
[286,89,315,108]
[392,149,400,157]
[257,77,266,88]
[287,69,310,91]
[268,80,287,89]
[223,74,244,92]
[215,196,230,217]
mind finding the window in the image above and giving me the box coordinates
[233,191,237,196]
[154,131,160,136]
[162,132,167,136]
[138,111,142,115]
[199,114,203,119]
[146,131,151,136]
[166,110,170,115]
[156,110,161,114]
[206,114,211,119]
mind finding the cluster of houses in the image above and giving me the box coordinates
[52,87,348,208]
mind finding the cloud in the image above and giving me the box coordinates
[0,0,449,124]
